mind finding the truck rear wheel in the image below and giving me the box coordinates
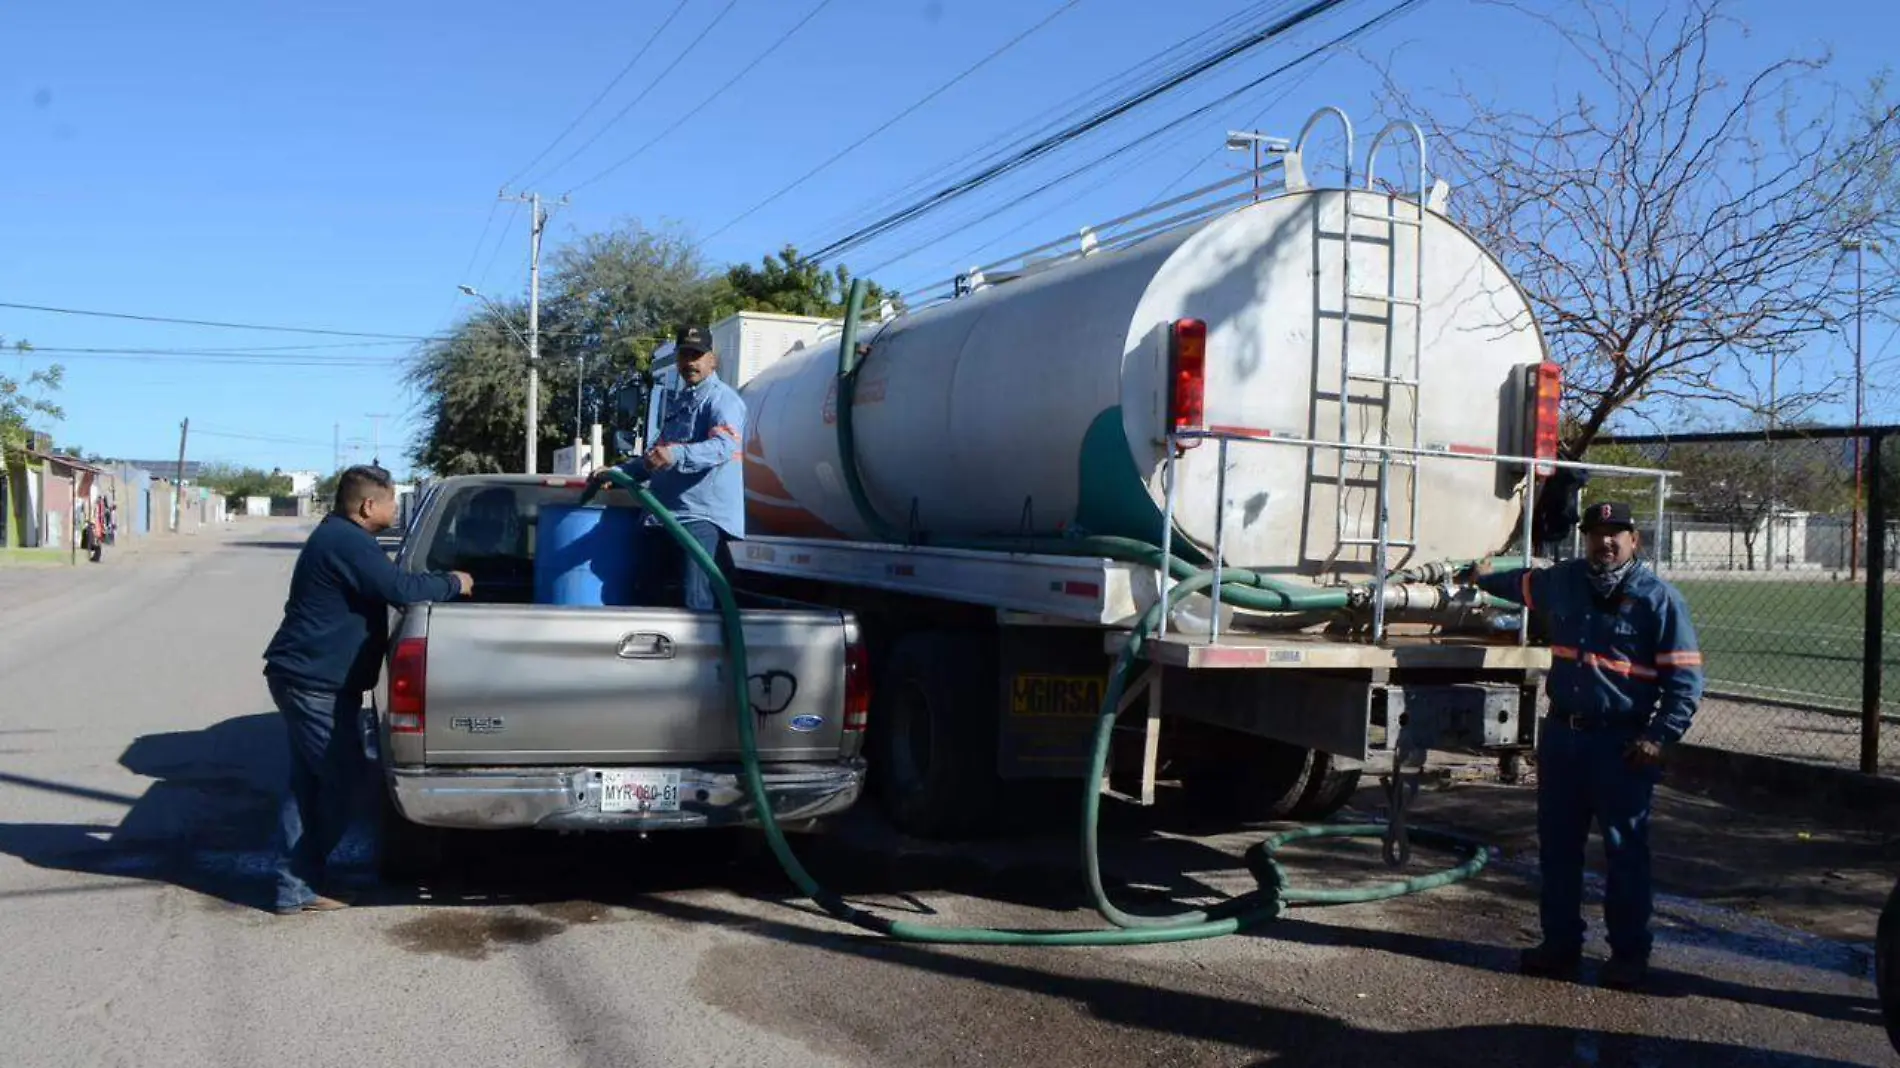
[870,631,999,839]
[1287,752,1362,821]
[378,787,453,883]
[1177,728,1316,825]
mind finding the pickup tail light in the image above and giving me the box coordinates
[1531,361,1562,476]
[843,640,871,733]
[1169,318,1207,447]
[389,637,427,734]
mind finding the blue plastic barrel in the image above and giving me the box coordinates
[534,504,641,606]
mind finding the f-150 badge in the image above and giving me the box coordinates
[449,716,507,734]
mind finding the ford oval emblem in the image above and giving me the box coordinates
[789,714,824,733]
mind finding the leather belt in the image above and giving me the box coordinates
[1545,712,1638,732]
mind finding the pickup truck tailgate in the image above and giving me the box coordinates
[417,603,850,764]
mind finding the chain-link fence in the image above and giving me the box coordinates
[1581,429,1897,775]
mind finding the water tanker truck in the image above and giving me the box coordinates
[633,111,1662,844]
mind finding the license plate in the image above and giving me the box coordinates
[599,769,681,813]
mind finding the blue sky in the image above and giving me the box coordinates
[2,0,1893,476]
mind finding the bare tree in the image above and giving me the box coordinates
[1379,0,1900,455]
[1666,437,1850,570]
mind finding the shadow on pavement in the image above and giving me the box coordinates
[619,891,1874,1068]
[0,712,289,910]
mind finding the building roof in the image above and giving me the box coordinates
[117,459,208,481]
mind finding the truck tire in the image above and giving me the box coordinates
[1878,875,1900,1055]
[870,631,999,839]
[377,786,452,883]
[1177,730,1316,825]
[1287,752,1363,821]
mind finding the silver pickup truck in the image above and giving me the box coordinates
[373,474,867,877]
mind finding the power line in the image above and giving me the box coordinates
[566,0,836,195]
[14,351,399,368]
[880,39,1341,283]
[701,0,1084,244]
[0,300,438,340]
[797,0,1294,253]
[473,198,524,297]
[196,427,338,448]
[500,0,693,192]
[22,341,413,354]
[811,0,1400,265]
[525,0,742,191]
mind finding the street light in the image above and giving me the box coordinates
[459,284,538,473]
[1844,239,1883,579]
[1225,130,1285,203]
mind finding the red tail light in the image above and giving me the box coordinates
[843,640,871,733]
[389,637,427,734]
[1169,318,1207,445]
[1531,361,1562,475]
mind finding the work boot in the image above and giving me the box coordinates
[1518,942,1582,979]
[274,894,351,916]
[1599,955,1650,991]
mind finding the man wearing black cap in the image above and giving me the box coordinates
[1464,501,1704,990]
[594,324,746,610]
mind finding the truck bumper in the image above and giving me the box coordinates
[388,760,865,831]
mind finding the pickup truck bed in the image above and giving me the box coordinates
[375,475,866,846]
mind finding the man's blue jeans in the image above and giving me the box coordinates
[1536,719,1659,960]
[268,677,369,910]
[634,520,732,611]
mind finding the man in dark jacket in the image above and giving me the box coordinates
[262,466,470,914]
[1466,501,1704,989]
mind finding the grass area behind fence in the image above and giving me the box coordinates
[1670,577,1900,715]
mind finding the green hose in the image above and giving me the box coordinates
[588,469,1487,944]
[571,280,1493,944]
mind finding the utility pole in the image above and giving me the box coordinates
[366,413,390,468]
[333,421,341,475]
[1846,239,1881,579]
[171,417,190,533]
[505,191,563,474]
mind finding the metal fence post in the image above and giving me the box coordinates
[1863,430,1886,775]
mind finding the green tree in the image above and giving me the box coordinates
[709,245,898,320]
[195,463,294,503]
[409,223,714,474]
[406,306,536,475]
[1,337,62,455]
[1663,437,1851,570]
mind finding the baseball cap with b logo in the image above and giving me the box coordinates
[1581,501,1636,532]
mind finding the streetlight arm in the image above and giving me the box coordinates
[459,286,535,356]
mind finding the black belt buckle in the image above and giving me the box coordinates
[1550,712,1595,731]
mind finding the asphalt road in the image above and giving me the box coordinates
[0,526,1891,1067]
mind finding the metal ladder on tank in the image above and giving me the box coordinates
[1312,115,1431,642]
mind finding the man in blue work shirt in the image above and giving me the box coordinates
[593,324,746,611]
[262,466,471,914]
[1465,500,1704,990]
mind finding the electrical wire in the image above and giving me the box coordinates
[700,0,1084,244]
[471,198,525,299]
[797,0,1297,253]
[816,0,1414,267]
[877,41,1340,283]
[524,0,742,191]
[0,301,438,341]
[807,0,1363,264]
[500,0,693,192]
[566,0,836,195]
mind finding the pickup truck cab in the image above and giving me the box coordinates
[374,474,867,876]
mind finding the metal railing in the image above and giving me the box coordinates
[1157,427,1675,645]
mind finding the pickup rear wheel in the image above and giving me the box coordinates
[377,787,453,883]
[870,631,999,839]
